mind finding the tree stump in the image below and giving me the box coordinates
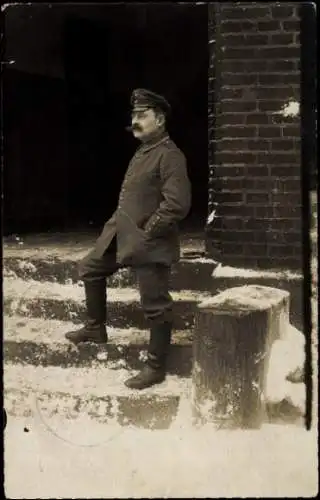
[192,285,290,429]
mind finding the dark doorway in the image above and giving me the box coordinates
[3,4,208,234]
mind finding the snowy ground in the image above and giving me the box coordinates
[4,415,318,498]
[3,215,318,498]
[4,292,318,498]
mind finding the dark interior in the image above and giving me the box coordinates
[3,4,208,235]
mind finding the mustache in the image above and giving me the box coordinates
[125,124,143,132]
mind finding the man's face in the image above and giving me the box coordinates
[131,108,164,140]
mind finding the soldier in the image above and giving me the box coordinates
[65,88,192,389]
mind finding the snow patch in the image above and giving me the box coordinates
[212,263,301,279]
[198,285,289,311]
[207,209,216,225]
[266,336,305,404]
[4,364,189,397]
[16,260,37,273]
[274,100,300,118]
[182,257,218,264]
[3,277,211,304]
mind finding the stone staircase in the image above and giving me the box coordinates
[3,232,219,430]
[3,231,306,431]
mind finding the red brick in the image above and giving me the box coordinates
[217,192,244,204]
[221,87,246,99]
[221,230,256,243]
[271,5,296,19]
[207,228,222,241]
[224,47,258,60]
[222,217,244,230]
[257,20,282,32]
[279,232,302,245]
[256,86,297,100]
[219,205,255,217]
[253,178,275,190]
[219,113,247,126]
[223,73,259,86]
[244,243,269,256]
[270,178,301,192]
[273,206,303,218]
[256,152,299,164]
[216,165,247,177]
[272,114,300,125]
[221,6,271,21]
[244,179,258,189]
[219,139,249,151]
[242,218,264,231]
[221,184,246,195]
[256,46,300,60]
[270,33,295,45]
[254,231,269,243]
[247,139,271,151]
[251,218,301,231]
[223,33,269,47]
[258,100,286,112]
[281,125,300,137]
[220,125,257,138]
[269,165,301,177]
[270,139,297,151]
[221,138,269,153]
[254,207,275,218]
[222,60,266,73]
[266,60,297,71]
[221,21,258,34]
[246,113,272,125]
[268,245,298,257]
[222,242,245,255]
[273,232,301,247]
[246,166,269,176]
[270,193,302,205]
[209,217,225,230]
[283,20,300,32]
[246,192,270,204]
[258,99,283,113]
[258,126,282,138]
[258,73,300,85]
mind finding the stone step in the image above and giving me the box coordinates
[4,364,304,430]
[3,317,192,376]
[4,364,190,430]
[4,279,209,329]
[3,255,218,291]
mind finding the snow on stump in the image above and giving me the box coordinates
[192,285,290,429]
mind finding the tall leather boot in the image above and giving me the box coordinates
[65,280,108,344]
[125,321,172,390]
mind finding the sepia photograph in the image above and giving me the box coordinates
[2,2,318,497]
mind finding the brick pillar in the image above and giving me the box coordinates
[206,3,302,270]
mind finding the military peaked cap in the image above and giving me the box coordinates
[131,88,171,116]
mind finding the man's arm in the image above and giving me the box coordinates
[144,149,192,237]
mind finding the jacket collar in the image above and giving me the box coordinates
[137,130,170,154]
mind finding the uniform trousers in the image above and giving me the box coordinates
[78,236,173,325]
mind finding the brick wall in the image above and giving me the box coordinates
[206,2,302,270]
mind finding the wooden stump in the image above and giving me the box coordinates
[192,285,290,429]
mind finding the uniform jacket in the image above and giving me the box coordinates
[95,131,192,266]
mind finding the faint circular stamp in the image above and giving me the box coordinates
[5,274,125,447]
